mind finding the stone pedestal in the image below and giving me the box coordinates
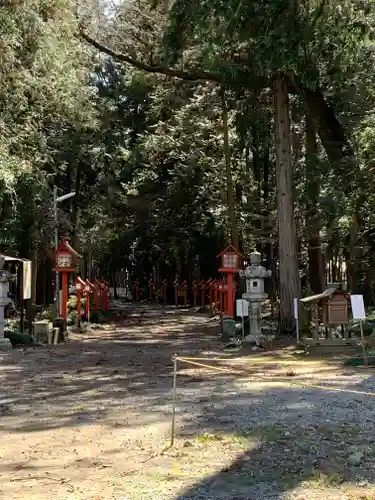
[0,337,12,350]
[33,320,49,343]
[0,269,11,350]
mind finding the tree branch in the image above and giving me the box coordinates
[79,28,223,83]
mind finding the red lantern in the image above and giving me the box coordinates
[73,276,86,324]
[217,242,243,318]
[53,238,81,322]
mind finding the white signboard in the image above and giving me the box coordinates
[293,298,299,320]
[236,299,249,317]
[23,260,32,300]
[350,294,366,320]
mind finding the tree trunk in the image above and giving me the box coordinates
[221,91,239,248]
[305,115,325,293]
[274,76,301,331]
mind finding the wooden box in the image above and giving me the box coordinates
[322,293,348,326]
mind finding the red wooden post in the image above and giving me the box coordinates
[135,280,140,301]
[223,284,229,316]
[192,280,198,307]
[97,280,107,312]
[219,281,224,316]
[148,279,153,301]
[61,272,69,322]
[182,280,188,307]
[199,280,205,306]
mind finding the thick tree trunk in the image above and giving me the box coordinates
[305,116,325,293]
[221,91,239,248]
[274,76,301,331]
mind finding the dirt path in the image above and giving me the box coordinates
[0,304,375,499]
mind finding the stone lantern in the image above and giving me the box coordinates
[240,249,271,342]
[0,255,12,350]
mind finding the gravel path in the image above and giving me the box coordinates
[0,304,374,499]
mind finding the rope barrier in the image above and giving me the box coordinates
[169,353,375,449]
[175,356,375,397]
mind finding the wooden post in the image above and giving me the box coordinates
[200,280,205,306]
[85,290,90,322]
[76,291,82,325]
[182,280,188,307]
[61,272,69,322]
[135,280,140,301]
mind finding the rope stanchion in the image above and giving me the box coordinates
[171,353,178,448]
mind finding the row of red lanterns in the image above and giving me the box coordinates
[73,277,109,324]
[54,237,110,323]
[131,278,236,316]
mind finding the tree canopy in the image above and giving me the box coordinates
[2,0,375,329]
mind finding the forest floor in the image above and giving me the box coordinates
[0,303,375,500]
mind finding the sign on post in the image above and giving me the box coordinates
[23,260,32,300]
[293,298,299,319]
[350,294,366,320]
[350,294,368,366]
[236,299,249,317]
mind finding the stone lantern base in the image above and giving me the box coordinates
[0,337,12,350]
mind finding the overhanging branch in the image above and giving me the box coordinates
[79,28,223,83]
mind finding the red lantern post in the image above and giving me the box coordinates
[53,238,81,323]
[73,277,86,325]
[91,280,99,313]
[192,280,199,307]
[198,280,205,306]
[217,242,244,318]
[97,280,107,312]
[182,280,188,307]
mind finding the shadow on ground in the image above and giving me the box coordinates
[1,303,374,499]
[173,371,375,499]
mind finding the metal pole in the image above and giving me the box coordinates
[54,186,60,318]
[171,353,178,448]
[360,320,368,367]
